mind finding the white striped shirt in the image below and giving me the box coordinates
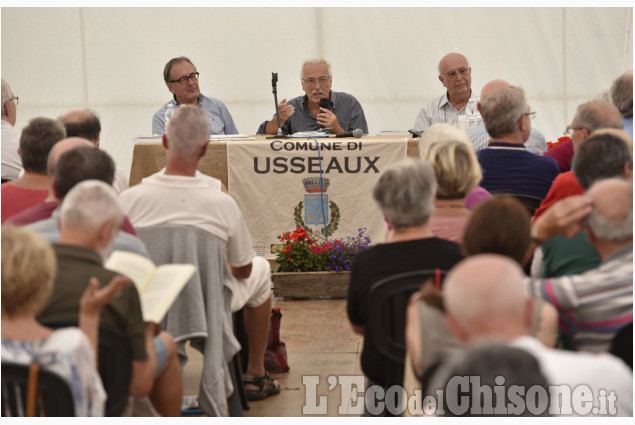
[466,120,548,154]
[412,91,478,132]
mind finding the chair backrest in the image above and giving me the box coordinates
[1,362,75,417]
[39,321,131,416]
[493,193,543,217]
[366,269,447,390]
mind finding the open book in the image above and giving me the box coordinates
[105,251,196,323]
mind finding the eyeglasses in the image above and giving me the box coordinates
[302,77,332,86]
[8,96,18,106]
[443,67,470,79]
[564,126,585,136]
[169,72,199,85]
[523,111,536,119]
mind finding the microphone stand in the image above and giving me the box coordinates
[266,72,287,139]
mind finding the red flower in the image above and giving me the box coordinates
[282,245,292,253]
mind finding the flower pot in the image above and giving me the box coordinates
[272,271,351,299]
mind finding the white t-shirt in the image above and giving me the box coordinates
[1,120,22,180]
[119,169,254,267]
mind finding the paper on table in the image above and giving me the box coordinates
[288,131,330,138]
[209,134,255,141]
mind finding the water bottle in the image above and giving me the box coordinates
[465,98,479,129]
[164,104,175,132]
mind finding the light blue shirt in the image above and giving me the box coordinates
[466,120,548,155]
[152,93,239,136]
[413,91,478,132]
[623,116,633,139]
[26,208,151,258]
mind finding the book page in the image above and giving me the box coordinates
[141,264,196,323]
[104,251,156,292]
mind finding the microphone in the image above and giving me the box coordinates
[334,128,363,138]
[266,72,287,139]
[319,98,330,110]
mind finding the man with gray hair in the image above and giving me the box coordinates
[59,109,129,193]
[1,79,21,181]
[257,58,368,136]
[466,79,548,154]
[38,180,183,416]
[347,158,463,408]
[476,86,559,199]
[530,177,633,352]
[413,52,478,132]
[610,70,633,137]
[442,254,632,416]
[152,56,238,136]
[121,105,280,404]
[1,117,66,223]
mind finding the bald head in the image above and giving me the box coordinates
[47,137,93,177]
[585,178,633,242]
[480,79,511,102]
[443,254,530,343]
[438,53,469,74]
[59,109,101,145]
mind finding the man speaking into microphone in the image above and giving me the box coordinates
[256,58,368,136]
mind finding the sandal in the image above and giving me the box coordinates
[243,371,281,401]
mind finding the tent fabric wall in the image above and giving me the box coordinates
[1,7,632,176]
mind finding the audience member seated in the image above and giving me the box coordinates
[1,79,21,182]
[404,196,558,408]
[466,79,547,155]
[37,180,182,416]
[1,117,65,223]
[20,145,148,257]
[476,85,559,199]
[424,140,481,244]
[417,123,491,210]
[59,110,129,193]
[442,255,633,416]
[534,100,625,218]
[440,342,550,417]
[119,105,280,402]
[529,178,633,353]
[347,158,463,401]
[6,138,138,235]
[533,129,632,279]
[610,70,633,138]
[1,226,129,416]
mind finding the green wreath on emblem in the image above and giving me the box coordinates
[293,200,340,238]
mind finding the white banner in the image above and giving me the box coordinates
[227,138,408,258]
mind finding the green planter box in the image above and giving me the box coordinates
[272,271,351,299]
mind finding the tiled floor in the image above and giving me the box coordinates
[181,299,364,417]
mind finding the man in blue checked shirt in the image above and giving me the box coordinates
[257,58,368,136]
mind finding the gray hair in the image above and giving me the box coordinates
[59,180,123,235]
[1,79,13,116]
[163,56,195,84]
[573,99,623,132]
[166,105,210,158]
[300,58,332,79]
[417,123,471,158]
[585,178,633,242]
[481,86,527,138]
[610,70,633,118]
[574,129,633,190]
[373,158,437,231]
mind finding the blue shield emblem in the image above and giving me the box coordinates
[305,194,329,225]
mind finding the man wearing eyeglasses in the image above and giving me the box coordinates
[413,52,478,132]
[1,79,22,182]
[476,86,559,199]
[152,57,238,136]
[257,58,368,136]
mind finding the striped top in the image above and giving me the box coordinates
[412,91,478,132]
[527,245,633,353]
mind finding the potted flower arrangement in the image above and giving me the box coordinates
[272,226,372,298]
